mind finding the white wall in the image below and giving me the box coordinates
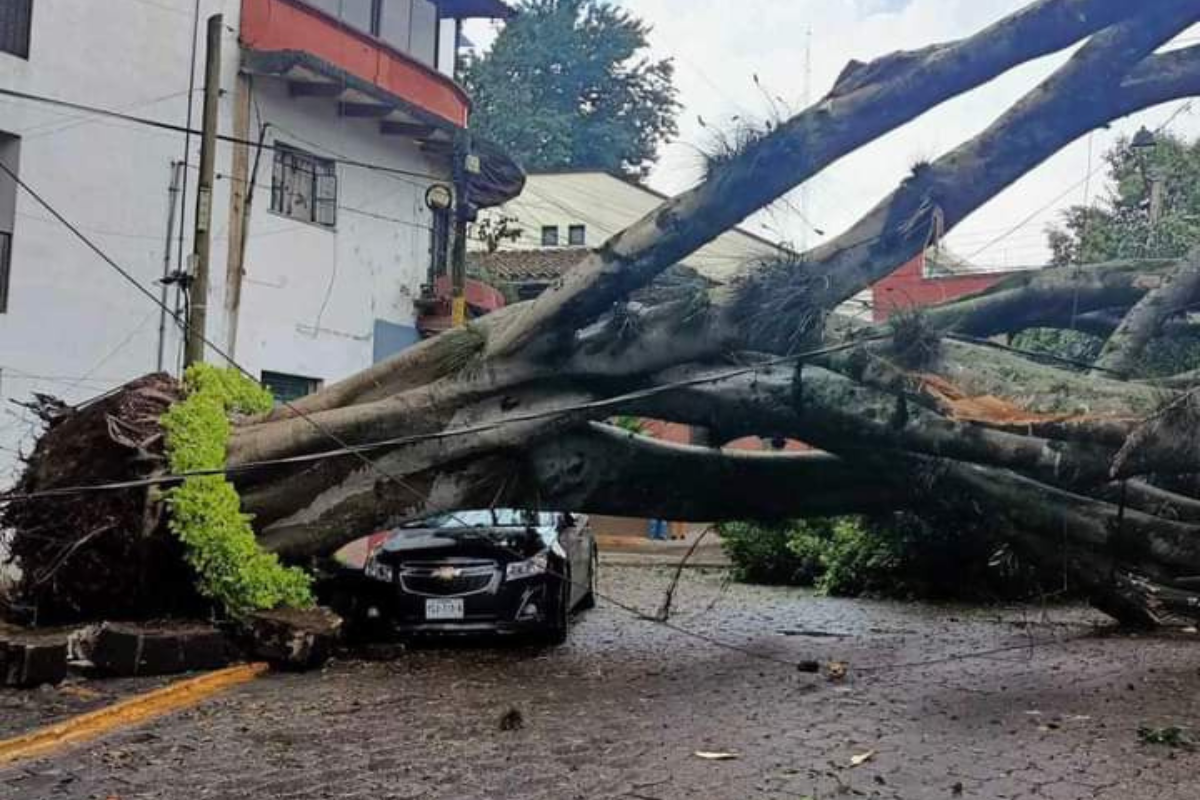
[0,0,450,487]
[474,171,786,284]
[232,77,449,385]
[0,0,235,486]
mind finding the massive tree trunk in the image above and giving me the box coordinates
[7,0,1200,627]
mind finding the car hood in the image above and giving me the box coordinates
[375,526,557,564]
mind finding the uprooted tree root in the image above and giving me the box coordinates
[0,373,206,626]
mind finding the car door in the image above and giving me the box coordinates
[555,512,586,608]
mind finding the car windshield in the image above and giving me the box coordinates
[402,509,553,529]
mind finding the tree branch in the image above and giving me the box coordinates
[1092,245,1200,377]
[733,19,1200,351]
[483,0,1142,359]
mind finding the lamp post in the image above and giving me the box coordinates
[1131,125,1164,227]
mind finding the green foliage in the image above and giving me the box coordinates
[1043,133,1200,378]
[1011,328,1103,370]
[462,0,679,178]
[1138,725,1197,749]
[611,415,647,435]
[1048,132,1200,266]
[161,364,313,617]
[721,512,1053,601]
[720,518,833,586]
[807,517,903,597]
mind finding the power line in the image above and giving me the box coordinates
[0,86,447,185]
[964,101,1196,261]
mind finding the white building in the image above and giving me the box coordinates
[0,0,517,485]
[471,169,787,288]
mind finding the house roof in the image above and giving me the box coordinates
[468,248,590,284]
[522,169,794,255]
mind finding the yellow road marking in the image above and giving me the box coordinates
[0,662,269,766]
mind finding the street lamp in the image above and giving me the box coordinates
[1130,125,1157,152]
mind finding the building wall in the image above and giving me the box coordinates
[0,0,232,486]
[0,0,451,486]
[473,171,784,284]
[871,254,1019,321]
[231,77,448,385]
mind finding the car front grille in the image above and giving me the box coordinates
[398,560,499,598]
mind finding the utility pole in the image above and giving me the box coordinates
[1148,165,1165,227]
[184,13,222,367]
[157,161,183,372]
[450,131,476,328]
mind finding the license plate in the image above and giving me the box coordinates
[425,598,464,620]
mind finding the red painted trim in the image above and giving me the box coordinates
[417,276,507,335]
[240,0,470,127]
[431,275,506,310]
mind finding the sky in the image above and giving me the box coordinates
[469,0,1200,268]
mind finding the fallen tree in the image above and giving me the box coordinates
[7,0,1200,627]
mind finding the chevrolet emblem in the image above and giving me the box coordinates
[432,566,461,581]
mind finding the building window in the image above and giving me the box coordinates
[0,131,18,313]
[568,224,586,247]
[302,0,438,67]
[541,225,559,247]
[261,371,323,404]
[0,0,32,59]
[271,144,337,228]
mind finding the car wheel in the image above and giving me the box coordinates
[577,545,598,611]
[540,571,570,646]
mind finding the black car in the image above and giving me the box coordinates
[336,509,597,644]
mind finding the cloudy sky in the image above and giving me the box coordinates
[472,0,1200,267]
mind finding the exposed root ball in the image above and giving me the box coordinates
[1,373,203,625]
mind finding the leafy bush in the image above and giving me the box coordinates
[161,364,314,617]
[722,512,1054,601]
[720,519,831,585]
[808,517,904,597]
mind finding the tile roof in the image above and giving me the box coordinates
[467,248,591,284]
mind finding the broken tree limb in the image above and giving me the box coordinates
[1092,245,1200,377]
[915,259,1174,337]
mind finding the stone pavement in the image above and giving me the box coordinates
[597,529,731,568]
[2,566,1199,799]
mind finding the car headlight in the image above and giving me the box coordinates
[364,558,394,583]
[506,551,549,581]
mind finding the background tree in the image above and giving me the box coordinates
[1019,133,1200,376]
[463,0,679,178]
[1048,132,1200,265]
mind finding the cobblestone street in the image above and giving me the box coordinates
[3,565,1199,799]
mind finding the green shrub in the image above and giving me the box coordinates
[722,512,1055,601]
[720,519,828,586]
[810,517,903,597]
[161,364,314,617]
